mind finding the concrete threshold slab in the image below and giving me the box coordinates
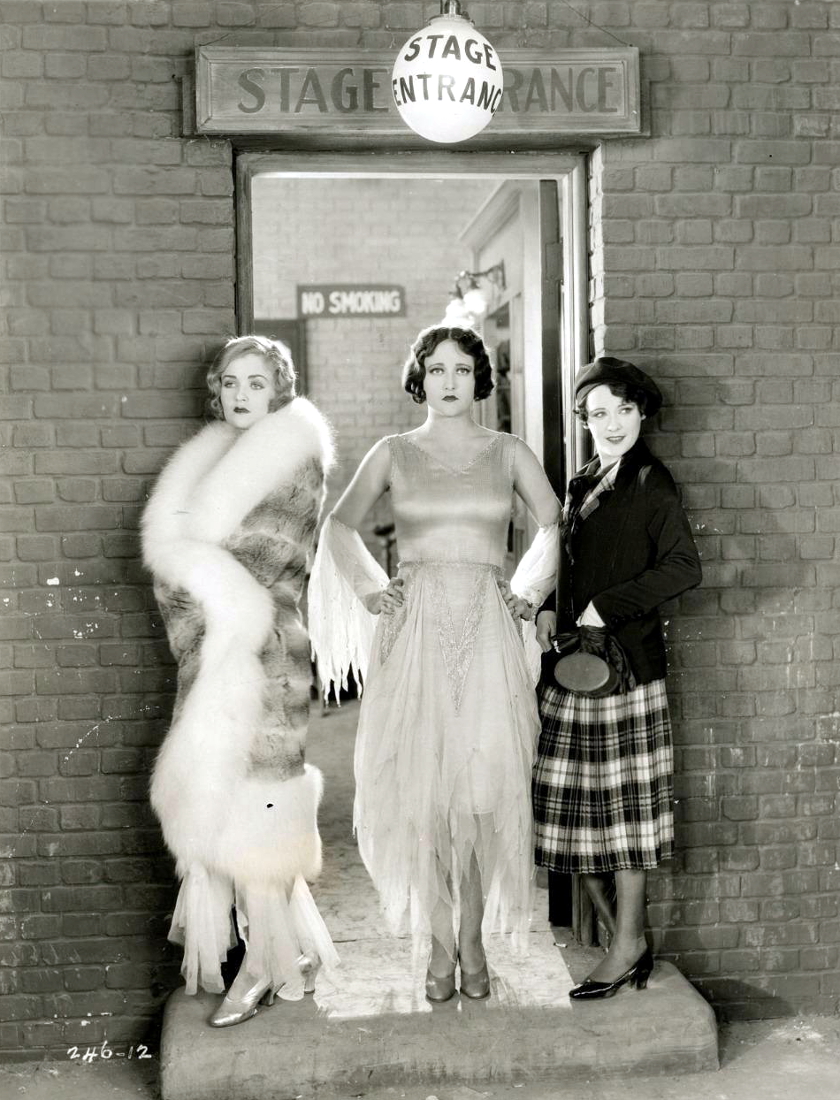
[159,936,717,1098]
[159,701,718,1098]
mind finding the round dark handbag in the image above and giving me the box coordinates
[541,626,635,698]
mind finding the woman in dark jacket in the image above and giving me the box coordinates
[533,357,701,1001]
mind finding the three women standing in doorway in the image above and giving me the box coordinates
[146,329,699,1015]
[533,356,702,1000]
[309,324,560,1002]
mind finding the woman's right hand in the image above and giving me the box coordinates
[535,609,557,652]
[363,578,405,616]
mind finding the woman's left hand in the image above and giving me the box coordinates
[363,577,404,616]
[498,580,532,621]
[577,601,605,628]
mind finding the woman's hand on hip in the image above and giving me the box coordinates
[363,578,404,616]
[535,610,557,652]
[498,579,532,622]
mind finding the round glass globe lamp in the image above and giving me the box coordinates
[391,10,504,144]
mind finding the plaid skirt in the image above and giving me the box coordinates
[532,678,674,874]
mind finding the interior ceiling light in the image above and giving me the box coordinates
[442,262,506,327]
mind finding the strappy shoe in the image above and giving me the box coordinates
[569,947,654,1001]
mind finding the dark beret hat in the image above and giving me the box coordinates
[574,356,663,416]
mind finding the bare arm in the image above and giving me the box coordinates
[513,438,561,529]
[330,438,404,615]
[332,437,392,529]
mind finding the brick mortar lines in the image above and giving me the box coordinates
[1,0,839,1054]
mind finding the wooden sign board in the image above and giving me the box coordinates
[195,47,641,138]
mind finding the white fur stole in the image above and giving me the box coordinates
[142,398,333,883]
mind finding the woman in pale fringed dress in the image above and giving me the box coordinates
[309,325,559,1002]
[141,335,339,1029]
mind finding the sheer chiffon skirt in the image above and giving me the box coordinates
[353,560,539,964]
[169,864,340,998]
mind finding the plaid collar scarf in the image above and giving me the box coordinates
[577,457,621,523]
[562,456,624,564]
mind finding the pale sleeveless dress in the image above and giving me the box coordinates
[353,432,539,959]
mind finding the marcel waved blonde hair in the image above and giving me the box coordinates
[206,335,296,419]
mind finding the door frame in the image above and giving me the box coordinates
[235,151,589,489]
[236,150,595,942]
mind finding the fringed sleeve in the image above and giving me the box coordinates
[510,522,560,684]
[511,521,559,608]
[308,514,389,699]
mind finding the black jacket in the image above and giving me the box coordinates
[539,438,702,685]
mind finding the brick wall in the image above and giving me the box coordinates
[586,0,840,1017]
[1,0,838,1058]
[1,0,240,1058]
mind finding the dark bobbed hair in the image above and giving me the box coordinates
[402,325,494,405]
[206,335,296,420]
[574,380,653,424]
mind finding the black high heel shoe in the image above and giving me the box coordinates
[569,947,654,1001]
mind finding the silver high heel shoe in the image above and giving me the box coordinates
[297,953,321,994]
[425,961,457,1003]
[424,946,457,1003]
[458,951,491,1000]
[208,973,278,1028]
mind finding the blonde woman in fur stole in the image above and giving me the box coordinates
[141,335,339,1028]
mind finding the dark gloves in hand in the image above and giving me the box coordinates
[540,625,636,697]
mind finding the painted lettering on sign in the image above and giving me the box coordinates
[504,66,619,114]
[238,67,391,115]
[392,72,502,112]
[399,33,498,70]
[298,285,406,318]
[236,65,620,117]
[195,47,641,136]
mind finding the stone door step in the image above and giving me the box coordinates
[159,933,718,1099]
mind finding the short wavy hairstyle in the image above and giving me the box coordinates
[206,335,296,421]
[402,325,494,405]
[574,380,652,424]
